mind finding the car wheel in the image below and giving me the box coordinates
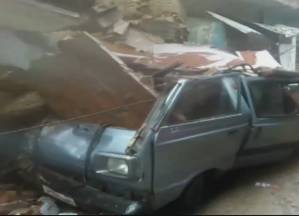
[179,175,204,212]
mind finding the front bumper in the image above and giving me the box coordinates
[43,184,144,214]
[38,168,144,214]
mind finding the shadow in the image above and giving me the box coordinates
[155,151,299,214]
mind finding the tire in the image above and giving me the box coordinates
[178,175,204,212]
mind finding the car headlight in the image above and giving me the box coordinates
[107,158,129,176]
[94,154,140,179]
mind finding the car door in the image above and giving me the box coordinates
[242,78,299,152]
[152,75,250,208]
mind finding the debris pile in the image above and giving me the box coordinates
[0,183,81,215]
[0,30,156,131]
[0,2,285,176]
[90,0,188,51]
[0,0,292,214]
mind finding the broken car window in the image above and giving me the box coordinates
[165,77,239,125]
[250,81,299,118]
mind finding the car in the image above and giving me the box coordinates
[33,69,299,214]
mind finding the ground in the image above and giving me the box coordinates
[191,153,299,215]
[158,152,299,215]
[3,152,299,215]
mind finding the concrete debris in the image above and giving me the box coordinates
[113,19,130,35]
[0,184,39,215]
[125,28,164,52]
[0,191,18,203]
[1,201,31,215]
[0,182,82,215]
[104,42,285,93]
[132,13,188,43]
[237,50,282,69]
[255,182,280,191]
[8,205,41,215]
[32,31,155,129]
[255,182,273,188]
[114,43,283,74]
[39,197,60,215]
[152,46,241,71]
[0,91,47,133]
[0,29,157,129]
[114,0,152,19]
[89,0,187,45]
[93,0,116,14]
[114,43,244,72]
[96,6,122,29]
[0,1,295,214]
[0,92,44,116]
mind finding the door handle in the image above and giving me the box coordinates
[228,129,239,135]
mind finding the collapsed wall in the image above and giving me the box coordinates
[0,29,156,130]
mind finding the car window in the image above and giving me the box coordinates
[287,83,299,110]
[164,77,240,125]
[250,81,299,118]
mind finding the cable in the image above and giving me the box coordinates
[0,99,155,136]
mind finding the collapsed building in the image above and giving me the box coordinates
[0,0,299,214]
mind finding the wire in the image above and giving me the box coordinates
[0,99,155,136]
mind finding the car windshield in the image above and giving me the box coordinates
[163,76,240,125]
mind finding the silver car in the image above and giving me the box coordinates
[34,71,299,214]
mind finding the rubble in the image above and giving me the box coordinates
[39,197,60,215]
[113,19,130,35]
[90,0,188,45]
[96,6,122,29]
[0,182,83,215]
[0,201,31,215]
[0,29,156,129]
[237,50,282,69]
[0,92,45,118]
[112,0,152,19]
[131,13,189,43]
[108,43,244,73]
[124,28,164,52]
[255,182,280,191]
[0,183,37,215]
[0,1,294,214]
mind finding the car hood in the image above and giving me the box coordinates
[94,127,136,155]
[36,123,136,182]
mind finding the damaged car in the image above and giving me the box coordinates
[30,69,299,214]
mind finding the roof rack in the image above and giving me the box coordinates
[221,64,259,76]
[222,64,299,79]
